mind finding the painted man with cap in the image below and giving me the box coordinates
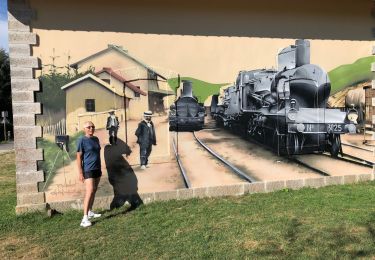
[135,111,157,170]
[106,110,120,145]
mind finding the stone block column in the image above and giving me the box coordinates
[8,0,46,214]
[373,43,375,170]
[373,45,375,130]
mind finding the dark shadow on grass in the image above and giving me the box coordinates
[46,207,64,218]
[325,223,374,258]
[365,212,375,241]
[284,218,302,244]
[104,138,143,212]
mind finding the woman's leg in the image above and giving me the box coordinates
[88,177,101,211]
[83,178,95,216]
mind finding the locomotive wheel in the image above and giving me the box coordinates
[272,129,289,156]
[286,134,299,155]
[329,134,341,158]
[246,119,256,137]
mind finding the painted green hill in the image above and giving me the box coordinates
[167,56,375,101]
[329,56,375,94]
[168,77,228,103]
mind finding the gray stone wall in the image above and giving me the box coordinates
[373,44,375,141]
[49,174,375,212]
[8,0,46,214]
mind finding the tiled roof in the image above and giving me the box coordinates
[96,67,147,96]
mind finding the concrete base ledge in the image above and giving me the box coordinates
[40,174,375,213]
[16,203,47,215]
[17,192,45,205]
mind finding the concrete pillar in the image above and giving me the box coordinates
[372,43,375,172]
[8,0,46,214]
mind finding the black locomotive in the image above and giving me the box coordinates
[169,80,205,131]
[211,39,357,157]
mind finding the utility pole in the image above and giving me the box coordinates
[123,85,128,144]
[176,75,181,156]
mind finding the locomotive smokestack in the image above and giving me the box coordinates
[295,39,310,67]
[211,95,219,106]
[181,80,193,97]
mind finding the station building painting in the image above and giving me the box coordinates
[8,0,375,213]
[61,44,174,135]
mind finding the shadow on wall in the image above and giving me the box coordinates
[104,139,143,210]
[23,0,375,40]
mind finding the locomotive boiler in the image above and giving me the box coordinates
[211,39,357,157]
[169,80,205,131]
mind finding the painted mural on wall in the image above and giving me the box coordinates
[35,36,375,204]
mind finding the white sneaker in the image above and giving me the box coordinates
[80,218,92,228]
[146,164,150,168]
[140,165,146,170]
[88,211,101,219]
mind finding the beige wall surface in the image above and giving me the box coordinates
[128,94,148,120]
[28,0,374,85]
[32,32,374,84]
[29,0,374,40]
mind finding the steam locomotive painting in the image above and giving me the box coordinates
[211,39,357,157]
[169,80,206,131]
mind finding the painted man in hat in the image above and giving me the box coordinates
[106,110,120,145]
[135,111,157,170]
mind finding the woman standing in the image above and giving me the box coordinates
[77,121,102,227]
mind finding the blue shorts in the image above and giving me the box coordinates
[84,169,102,179]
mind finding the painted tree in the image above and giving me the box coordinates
[0,48,11,141]
[36,52,93,116]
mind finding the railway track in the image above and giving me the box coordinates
[241,132,372,177]
[337,153,374,168]
[172,132,255,188]
[172,138,191,188]
[342,142,374,153]
[192,132,256,183]
[230,132,334,177]
[341,142,374,166]
[291,151,373,177]
[176,126,372,183]
[288,156,331,176]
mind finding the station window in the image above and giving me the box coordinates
[85,99,95,112]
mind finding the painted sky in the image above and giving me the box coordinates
[0,0,8,51]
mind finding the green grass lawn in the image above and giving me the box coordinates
[1,152,375,258]
[328,56,375,94]
[168,77,228,103]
